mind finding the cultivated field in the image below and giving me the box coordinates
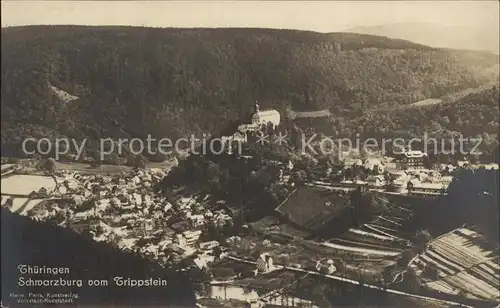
[411,228,500,301]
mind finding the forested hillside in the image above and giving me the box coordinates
[408,168,499,244]
[348,86,499,160]
[0,208,196,306]
[1,26,498,159]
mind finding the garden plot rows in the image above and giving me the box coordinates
[412,228,499,301]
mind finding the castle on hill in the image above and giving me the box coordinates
[250,102,280,128]
[238,102,280,132]
[221,102,281,153]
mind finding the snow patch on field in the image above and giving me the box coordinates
[289,109,331,119]
[1,175,57,195]
[410,98,443,107]
[50,85,79,103]
[321,241,400,256]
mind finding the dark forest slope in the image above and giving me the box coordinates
[1,209,196,307]
[347,86,499,160]
[352,86,499,136]
[1,26,498,158]
[407,168,499,244]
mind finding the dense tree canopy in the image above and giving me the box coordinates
[1,26,498,160]
[348,86,499,160]
[1,208,196,306]
[409,168,499,243]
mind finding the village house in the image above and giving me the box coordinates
[385,171,411,193]
[71,195,84,206]
[394,149,427,170]
[237,123,260,133]
[213,212,232,227]
[187,213,205,227]
[199,240,220,250]
[366,175,386,188]
[226,236,241,245]
[255,253,274,274]
[315,259,337,274]
[407,181,447,196]
[342,158,363,168]
[223,131,248,154]
[163,202,173,212]
[438,164,456,175]
[181,230,203,247]
[363,158,384,173]
[469,163,500,170]
[193,253,215,270]
[1,164,18,176]
[174,233,187,247]
[437,175,453,186]
[340,179,368,188]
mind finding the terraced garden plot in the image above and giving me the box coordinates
[339,228,408,249]
[323,201,413,258]
[411,228,500,301]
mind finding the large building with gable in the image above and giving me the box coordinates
[250,102,281,128]
[221,102,282,153]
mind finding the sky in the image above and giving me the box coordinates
[1,1,499,32]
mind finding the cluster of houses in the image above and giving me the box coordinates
[22,167,234,267]
[334,149,497,196]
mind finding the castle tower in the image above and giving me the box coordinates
[254,101,260,113]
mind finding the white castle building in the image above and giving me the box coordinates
[237,102,281,133]
[221,102,281,153]
[251,102,280,128]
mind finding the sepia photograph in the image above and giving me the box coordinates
[1,1,499,307]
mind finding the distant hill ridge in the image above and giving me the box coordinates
[348,85,499,161]
[346,22,500,54]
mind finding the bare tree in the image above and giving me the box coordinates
[414,229,432,252]
[41,158,57,186]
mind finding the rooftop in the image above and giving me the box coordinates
[403,150,427,158]
[366,175,385,181]
[1,164,16,171]
[276,186,351,231]
[411,182,447,190]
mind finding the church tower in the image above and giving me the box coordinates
[254,101,260,113]
[251,101,261,125]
